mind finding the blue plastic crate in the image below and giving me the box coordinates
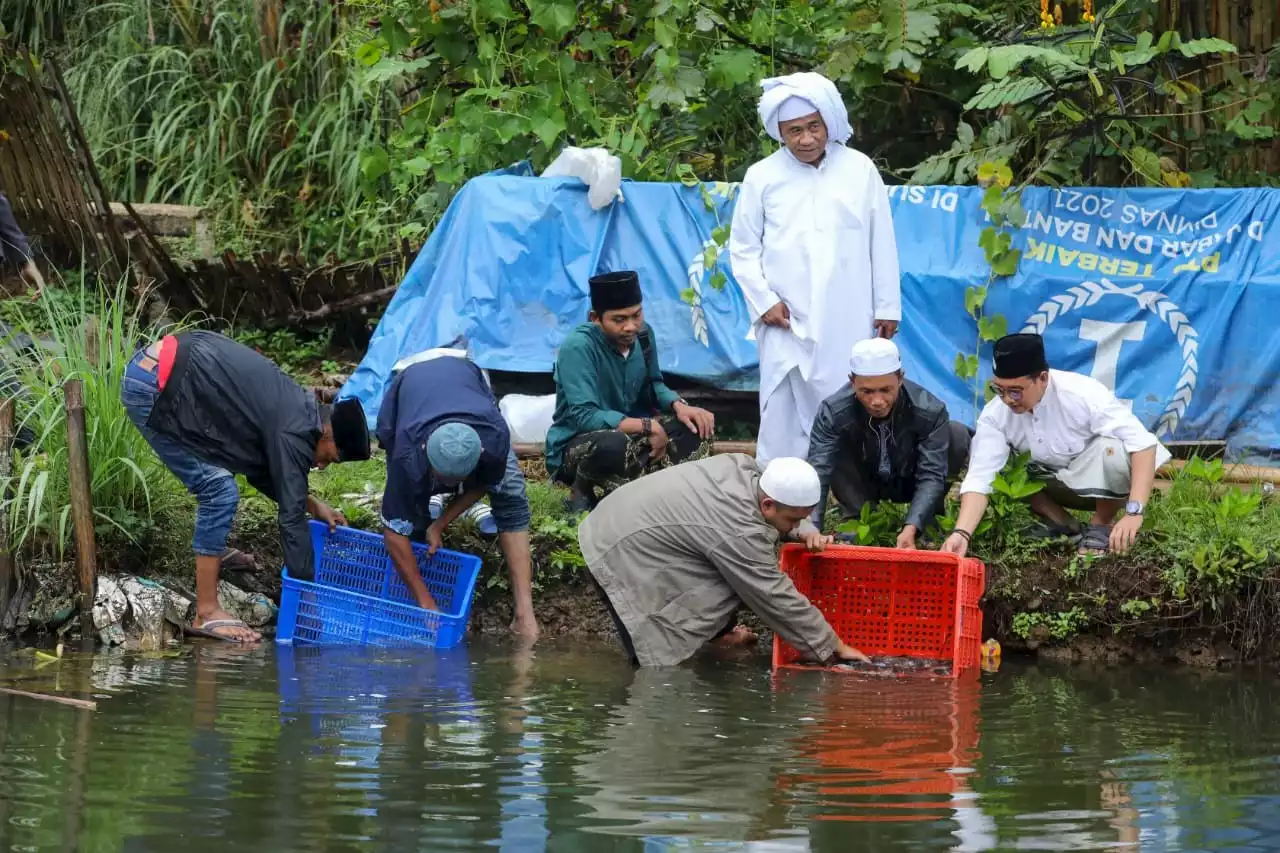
[276,520,482,648]
[276,645,477,741]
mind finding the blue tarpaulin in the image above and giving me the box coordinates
[341,164,1280,460]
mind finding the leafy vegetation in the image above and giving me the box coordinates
[1012,605,1088,641]
[2,0,1270,259]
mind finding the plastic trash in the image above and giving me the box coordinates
[541,146,624,210]
[499,393,556,445]
[216,581,277,629]
[980,638,1002,672]
[93,573,193,649]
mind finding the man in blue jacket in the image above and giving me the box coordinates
[377,354,539,640]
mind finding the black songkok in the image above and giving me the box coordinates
[332,397,371,462]
[589,271,643,314]
[992,333,1050,379]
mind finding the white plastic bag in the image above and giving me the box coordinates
[499,393,557,445]
[542,146,624,210]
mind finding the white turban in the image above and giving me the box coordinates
[850,337,902,377]
[759,457,822,508]
[757,72,852,144]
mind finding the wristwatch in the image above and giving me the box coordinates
[1125,500,1145,515]
[642,417,652,436]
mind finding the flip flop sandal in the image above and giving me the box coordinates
[220,548,258,571]
[1024,521,1084,543]
[181,618,259,643]
[1077,524,1112,555]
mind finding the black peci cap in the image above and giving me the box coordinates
[992,333,1050,379]
[331,397,371,462]
[589,270,643,314]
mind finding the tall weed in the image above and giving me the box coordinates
[0,276,184,571]
[20,0,398,257]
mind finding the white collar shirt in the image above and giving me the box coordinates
[960,369,1171,495]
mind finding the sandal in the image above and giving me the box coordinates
[220,548,257,571]
[1024,521,1084,543]
[181,618,261,643]
[1077,524,1112,556]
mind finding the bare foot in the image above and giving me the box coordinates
[712,625,759,647]
[510,615,541,643]
[194,609,261,643]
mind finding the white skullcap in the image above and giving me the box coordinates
[759,457,821,508]
[776,95,818,124]
[850,337,902,377]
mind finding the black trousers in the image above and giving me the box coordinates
[555,415,705,492]
[831,421,972,523]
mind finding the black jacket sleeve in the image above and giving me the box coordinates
[806,399,844,524]
[905,405,951,532]
[267,431,317,580]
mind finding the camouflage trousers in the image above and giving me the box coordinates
[556,415,710,499]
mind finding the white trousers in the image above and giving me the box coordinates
[756,367,827,468]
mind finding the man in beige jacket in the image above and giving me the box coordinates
[578,453,871,667]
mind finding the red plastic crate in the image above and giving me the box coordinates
[772,544,985,677]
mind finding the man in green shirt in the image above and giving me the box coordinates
[545,271,716,511]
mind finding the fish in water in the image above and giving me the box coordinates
[830,656,952,677]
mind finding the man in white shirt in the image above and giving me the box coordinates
[729,71,901,468]
[941,334,1171,557]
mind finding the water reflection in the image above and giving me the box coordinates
[5,644,1280,851]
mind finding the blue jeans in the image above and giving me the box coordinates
[120,349,239,556]
[487,446,532,533]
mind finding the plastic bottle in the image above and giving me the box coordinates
[980,639,1001,670]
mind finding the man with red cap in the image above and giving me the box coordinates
[942,333,1170,557]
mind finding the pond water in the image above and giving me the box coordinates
[2,641,1279,852]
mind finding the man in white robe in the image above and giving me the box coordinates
[730,71,902,467]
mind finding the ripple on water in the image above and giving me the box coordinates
[8,646,1280,850]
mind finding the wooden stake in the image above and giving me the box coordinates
[0,686,96,711]
[0,399,11,624]
[63,379,97,644]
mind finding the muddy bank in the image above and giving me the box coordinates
[6,455,1279,671]
[3,545,1264,670]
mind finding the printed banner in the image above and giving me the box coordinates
[342,167,1280,460]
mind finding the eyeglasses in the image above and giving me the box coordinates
[989,382,1025,402]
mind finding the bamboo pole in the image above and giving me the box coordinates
[0,399,13,624]
[0,686,97,711]
[63,379,97,643]
[1164,458,1280,486]
[513,440,1280,487]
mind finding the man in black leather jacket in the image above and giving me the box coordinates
[806,338,970,549]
